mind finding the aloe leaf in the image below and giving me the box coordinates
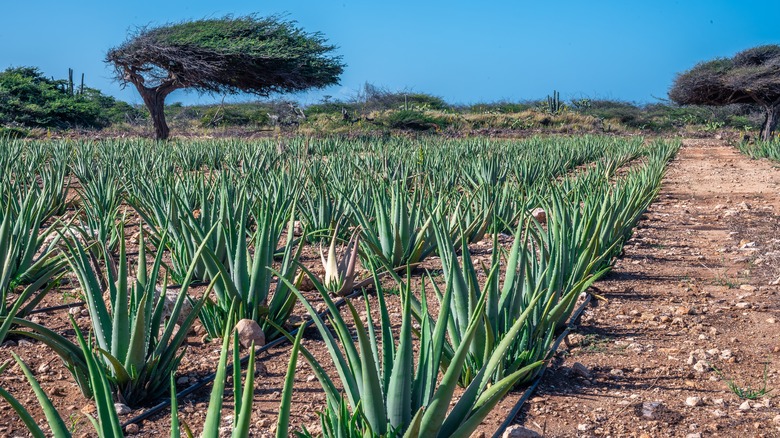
[276,326,304,438]
[9,353,70,437]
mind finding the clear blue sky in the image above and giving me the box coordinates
[1,0,778,106]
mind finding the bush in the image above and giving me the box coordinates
[0,126,28,138]
[384,109,449,131]
[198,104,270,127]
[0,66,134,129]
[461,101,536,114]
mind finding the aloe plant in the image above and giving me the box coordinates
[197,193,302,340]
[349,180,436,269]
[0,183,67,343]
[4,224,216,406]
[277,263,542,437]
[320,225,364,296]
[0,328,122,438]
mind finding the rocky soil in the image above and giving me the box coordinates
[514,139,780,437]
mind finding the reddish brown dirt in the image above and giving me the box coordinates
[517,139,780,437]
[3,138,780,438]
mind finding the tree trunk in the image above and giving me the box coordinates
[761,105,779,142]
[134,84,174,140]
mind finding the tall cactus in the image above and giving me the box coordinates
[68,68,74,96]
[546,90,563,114]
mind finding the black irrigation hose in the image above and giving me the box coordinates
[28,301,85,315]
[28,282,208,315]
[122,287,365,427]
[491,294,593,438]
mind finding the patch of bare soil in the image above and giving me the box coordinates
[516,139,780,437]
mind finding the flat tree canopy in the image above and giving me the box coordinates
[669,45,780,141]
[106,15,344,139]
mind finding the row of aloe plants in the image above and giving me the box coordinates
[0,135,677,437]
[737,137,780,162]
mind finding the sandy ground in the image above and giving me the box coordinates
[516,139,780,437]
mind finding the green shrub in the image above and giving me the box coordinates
[199,104,270,127]
[0,67,134,129]
[462,101,535,114]
[0,126,28,138]
[385,109,449,131]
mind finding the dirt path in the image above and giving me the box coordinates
[517,139,780,437]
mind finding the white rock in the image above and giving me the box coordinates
[640,401,662,419]
[739,401,751,411]
[162,289,194,325]
[114,403,132,415]
[685,396,703,407]
[693,360,708,373]
[577,424,589,432]
[236,319,266,349]
[502,425,542,438]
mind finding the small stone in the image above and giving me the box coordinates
[693,360,708,373]
[235,319,266,349]
[531,208,546,225]
[256,417,272,428]
[720,350,732,360]
[162,289,195,325]
[712,409,726,417]
[306,374,317,382]
[740,284,757,292]
[610,368,624,377]
[69,306,82,315]
[115,403,132,415]
[767,318,776,324]
[37,363,50,373]
[502,425,542,438]
[577,424,590,432]
[772,414,780,424]
[686,396,703,407]
[686,434,701,438]
[81,404,97,416]
[571,362,591,379]
[676,306,691,316]
[125,423,139,434]
[739,401,751,411]
[176,376,189,385]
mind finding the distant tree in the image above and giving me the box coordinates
[669,45,780,140]
[106,15,344,140]
[0,66,132,130]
